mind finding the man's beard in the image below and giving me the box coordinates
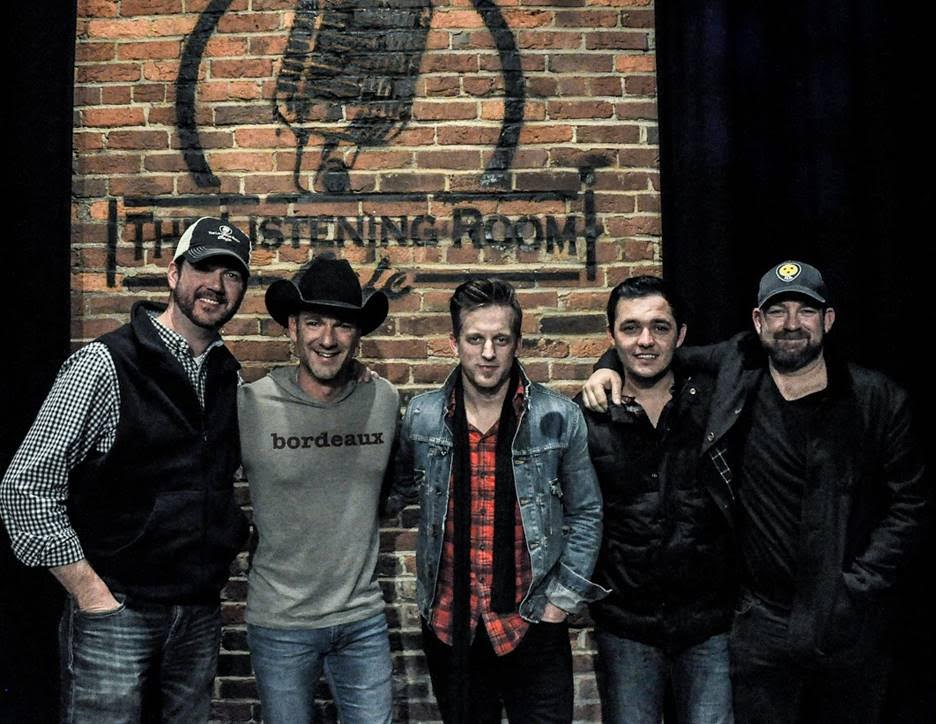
[763,331,823,373]
[173,286,238,331]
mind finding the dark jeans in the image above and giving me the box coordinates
[595,628,733,724]
[59,594,221,724]
[422,619,573,723]
[730,594,890,724]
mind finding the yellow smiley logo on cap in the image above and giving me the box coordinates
[776,263,801,282]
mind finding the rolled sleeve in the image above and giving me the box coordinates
[0,343,119,567]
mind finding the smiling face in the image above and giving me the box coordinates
[609,294,686,387]
[450,304,520,396]
[167,258,246,331]
[752,295,835,373]
[288,309,361,390]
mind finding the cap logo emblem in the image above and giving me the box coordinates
[776,262,801,282]
[209,224,239,244]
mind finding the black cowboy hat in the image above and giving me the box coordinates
[265,257,388,335]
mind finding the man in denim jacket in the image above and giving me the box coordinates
[392,279,606,723]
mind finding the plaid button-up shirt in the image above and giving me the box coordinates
[429,385,532,656]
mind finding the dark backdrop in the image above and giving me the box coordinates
[655,1,934,720]
[2,1,932,722]
[2,3,76,722]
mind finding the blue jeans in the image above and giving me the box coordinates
[247,612,393,724]
[595,629,734,724]
[59,593,221,724]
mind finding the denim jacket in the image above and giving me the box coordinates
[392,364,608,623]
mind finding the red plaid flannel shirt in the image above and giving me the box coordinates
[428,384,532,656]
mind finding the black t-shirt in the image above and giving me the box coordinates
[737,373,824,610]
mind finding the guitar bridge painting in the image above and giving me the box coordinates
[177,0,525,193]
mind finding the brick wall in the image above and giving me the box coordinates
[70,0,659,720]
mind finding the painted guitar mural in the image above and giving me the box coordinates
[177,0,525,193]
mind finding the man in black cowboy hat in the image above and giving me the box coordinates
[1,217,252,722]
[238,255,399,724]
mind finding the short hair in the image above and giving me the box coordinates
[449,278,523,339]
[606,275,686,329]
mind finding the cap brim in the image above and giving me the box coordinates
[759,287,827,308]
[181,247,250,276]
[265,280,388,335]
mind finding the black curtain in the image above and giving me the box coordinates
[2,4,76,722]
[656,2,934,720]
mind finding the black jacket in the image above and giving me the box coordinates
[576,367,736,650]
[683,332,928,660]
[69,302,248,604]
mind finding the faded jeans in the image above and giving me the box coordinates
[247,612,393,724]
[59,593,221,724]
[595,628,734,724]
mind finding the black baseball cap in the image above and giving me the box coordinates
[172,217,251,276]
[757,260,828,308]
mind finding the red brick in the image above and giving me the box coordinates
[143,154,190,172]
[101,86,133,104]
[413,101,478,121]
[243,33,283,55]
[76,153,141,174]
[207,152,276,172]
[360,339,427,359]
[73,87,102,106]
[575,124,640,144]
[86,18,151,38]
[132,83,167,102]
[555,9,619,27]
[519,124,574,145]
[116,39,180,60]
[462,76,504,97]
[227,340,291,362]
[204,36,250,57]
[437,126,500,145]
[518,31,583,50]
[76,42,116,61]
[74,132,106,151]
[615,101,658,120]
[415,150,480,170]
[621,8,655,27]
[81,108,144,128]
[615,54,656,72]
[618,148,660,168]
[547,100,614,120]
[120,0,182,13]
[216,12,282,33]
[76,63,141,83]
[432,10,486,28]
[550,53,614,73]
[210,58,273,78]
[586,31,650,50]
[142,60,181,82]
[108,175,175,196]
[624,75,657,96]
[502,9,554,27]
[107,130,169,149]
[420,53,480,74]
[421,75,461,97]
[77,0,118,17]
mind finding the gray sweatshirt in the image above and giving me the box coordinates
[238,366,399,628]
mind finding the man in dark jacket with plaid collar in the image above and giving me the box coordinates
[583,261,927,724]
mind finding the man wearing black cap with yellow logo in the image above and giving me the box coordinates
[1,217,252,722]
[238,256,399,724]
[582,260,927,724]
